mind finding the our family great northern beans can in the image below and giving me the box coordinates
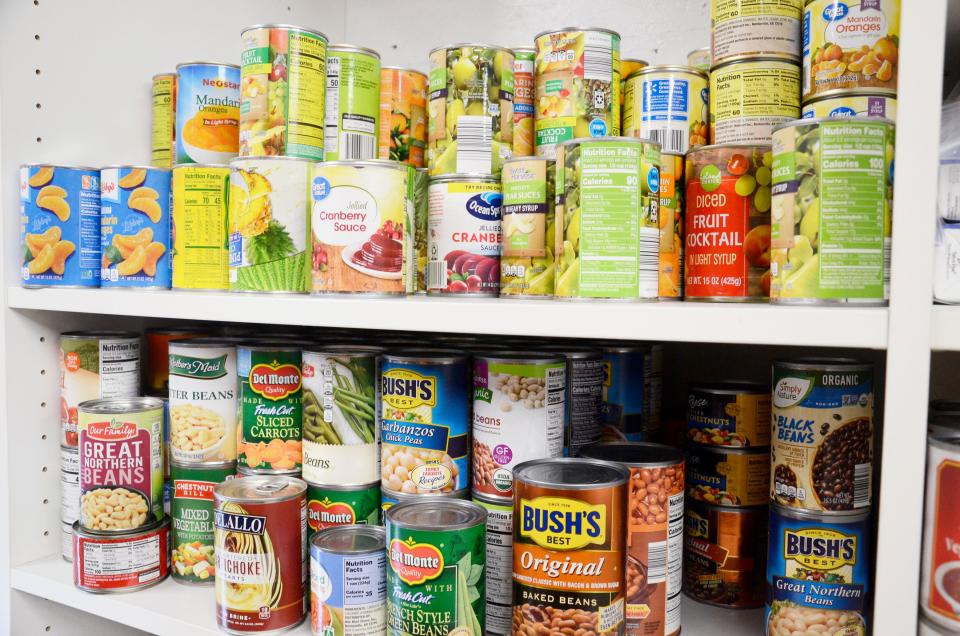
[151,73,176,168]
[709,58,801,145]
[20,164,101,288]
[386,498,487,635]
[921,433,960,631]
[499,157,556,298]
[513,458,629,636]
[72,517,170,593]
[622,65,709,154]
[306,481,380,542]
[770,117,894,304]
[555,137,661,300]
[325,45,381,161]
[710,0,802,64]
[172,164,231,290]
[765,505,870,636]
[170,460,235,583]
[771,358,873,512]
[378,67,428,167]
[175,62,240,165]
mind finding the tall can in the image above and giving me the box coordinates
[380,350,470,496]
[555,137,661,300]
[59,331,141,448]
[151,73,176,168]
[378,66,428,167]
[620,58,649,126]
[237,342,304,473]
[709,58,801,144]
[228,156,312,293]
[427,44,514,175]
[146,327,207,395]
[622,65,709,154]
[171,164,231,290]
[659,153,685,299]
[770,117,894,304]
[711,0,802,64]
[214,475,308,634]
[426,173,502,295]
[175,62,240,165]
[598,343,661,441]
[325,45,381,161]
[513,458,630,636]
[499,157,556,297]
[512,47,536,157]
[581,443,685,636]
[170,460,235,584]
[473,495,513,635]
[240,25,328,159]
[771,358,873,512]
[922,433,960,631]
[411,167,429,293]
[472,352,566,501]
[302,346,380,485]
[100,166,172,288]
[538,346,604,456]
[385,499,487,634]
[20,164,101,287]
[685,144,773,301]
[534,28,621,158]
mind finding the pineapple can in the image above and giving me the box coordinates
[172,164,231,291]
[151,73,176,168]
[378,66,428,167]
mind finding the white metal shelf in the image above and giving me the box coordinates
[7,287,890,348]
[932,306,960,350]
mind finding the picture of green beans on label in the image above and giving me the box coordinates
[303,355,377,446]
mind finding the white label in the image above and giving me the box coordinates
[99,338,141,398]
[325,56,342,152]
[168,343,237,463]
[455,115,494,174]
[83,535,160,575]
[773,377,811,408]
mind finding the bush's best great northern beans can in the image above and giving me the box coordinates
[325,45,381,161]
[171,164,231,290]
[710,0,802,64]
[709,58,801,145]
[921,433,960,630]
[170,460,235,583]
[513,458,629,636]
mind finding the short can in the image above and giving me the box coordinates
[145,326,206,394]
[684,500,766,608]
[711,0,802,64]
[59,331,141,448]
[171,163,231,290]
[686,442,769,506]
[228,156,312,293]
[472,352,566,500]
[687,47,712,72]
[380,486,467,515]
[378,66,428,166]
[473,495,514,635]
[581,443,685,636]
[325,45,381,161]
[499,157,556,298]
[100,165,172,288]
[623,65,709,153]
[765,504,870,635]
[302,346,380,484]
[237,342,304,473]
[513,458,630,636]
[169,338,239,463]
[659,153,685,299]
[771,358,874,511]
[801,91,897,120]
[175,62,240,165]
[215,475,308,634]
[428,44,514,175]
[598,343,658,441]
[310,160,415,294]
[20,164,101,287]
[240,25,328,159]
[72,516,170,593]
[555,137,661,300]
[60,444,80,474]
[170,460,235,584]
[922,433,960,630]
[538,346,604,456]
[684,144,773,301]
[385,498,487,634]
[687,382,771,447]
[306,481,381,542]
[534,28,621,158]
[380,349,470,495]
[411,167,429,292]
[803,0,900,101]
[513,47,536,157]
[770,117,894,304]
[151,73,176,168]
[709,58,801,145]
[61,469,80,525]
[310,524,387,636]
[426,173,502,295]
[78,397,165,531]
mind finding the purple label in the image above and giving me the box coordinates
[474,360,489,387]
[867,98,887,117]
[860,0,881,10]
[493,444,513,465]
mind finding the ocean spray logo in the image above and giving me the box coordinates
[466,192,502,222]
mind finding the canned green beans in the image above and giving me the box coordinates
[325,45,381,161]
[306,481,380,542]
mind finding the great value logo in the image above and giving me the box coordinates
[520,496,606,550]
[389,537,444,585]
[249,362,301,400]
[382,369,436,410]
[784,528,857,570]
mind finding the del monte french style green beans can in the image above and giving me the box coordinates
[385,498,487,635]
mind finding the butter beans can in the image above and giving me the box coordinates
[709,58,801,144]
[801,92,897,120]
[623,65,709,153]
[687,443,769,506]
[170,460,235,583]
[20,164,101,287]
[659,153,685,299]
[500,157,556,297]
[175,62,240,165]
[325,45,381,161]
[378,66,428,166]
[711,0,802,64]
[151,73,176,168]
[687,382,771,447]
[512,47,536,157]
[171,164,231,290]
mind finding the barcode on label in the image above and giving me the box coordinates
[883,238,891,300]
[646,540,667,583]
[455,115,492,173]
[649,128,687,154]
[853,462,870,507]
[427,260,448,290]
[339,132,375,160]
[640,227,659,298]
[583,32,613,81]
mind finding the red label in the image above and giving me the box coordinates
[174,479,215,500]
[308,499,356,532]
[929,460,960,621]
[249,363,301,400]
[86,420,137,441]
[303,362,315,378]
[684,179,750,298]
[389,538,444,585]
[73,524,169,590]
[65,351,81,372]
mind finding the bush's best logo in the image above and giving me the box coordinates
[389,537,444,585]
[382,369,436,410]
[308,497,356,532]
[520,496,606,550]
[785,528,857,570]
[249,362,301,400]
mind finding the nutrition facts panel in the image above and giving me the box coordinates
[82,535,161,576]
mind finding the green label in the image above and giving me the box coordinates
[170,463,234,582]
[240,46,270,73]
[307,483,380,541]
[500,67,515,95]
[429,66,447,94]
[325,51,380,161]
[239,348,302,470]
[474,387,493,403]
[169,353,228,379]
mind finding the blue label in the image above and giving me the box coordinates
[466,192,502,221]
[803,10,811,54]
[647,166,660,193]
[830,106,858,118]
[229,231,243,268]
[600,350,645,434]
[588,118,607,137]
[312,176,331,201]
[801,110,816,119]
[515,103,535,115]
[642,79,689,121]
[381,420,450,452]
[823,2,848,20]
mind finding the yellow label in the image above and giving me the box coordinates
[784,528,857,570]
[151,75,176,168]
[519,496,607,550]
[172,165,230,290]
[382,369,437,410]
[447,181,501,195]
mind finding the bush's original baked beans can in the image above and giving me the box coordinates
[378,67,428,166]
[386,498,487,634]
[685,144,773,300]
[687,443,769,506]
[474,495,514,635]
[513,48,536,157]
[499,157,556,298]
[711,0,802,64]
[171,164,232,290]
[686,382,771,447]
[538,346,604,456]
[170,460,235,584]
[472,352,566,501]
[152,73,176,168]
[709,58,801,145]
[215,475,308,634]
[622,65,709,154]
[513,458,629,636]
[921,433,960,630]
[306,481,381,542]
[381,350,470,496]
[72,516,170,593]
[581,443,685,636]
[684,500,766,608]
[765,505,870,636]
[771,358,873,512]
[78,397,164,532]
[659,153,685,299]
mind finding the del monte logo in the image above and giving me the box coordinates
[250,361,301,400]
[390,537,444,585]
[87,418,137,441]
[308,497,356,531]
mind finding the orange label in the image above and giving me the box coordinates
[65,352,81,372]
